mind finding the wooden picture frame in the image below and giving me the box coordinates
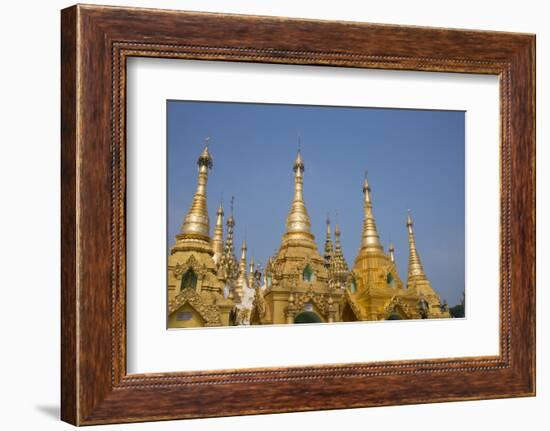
[61,4,535,425]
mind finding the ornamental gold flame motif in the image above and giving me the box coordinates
[167,140,451,328]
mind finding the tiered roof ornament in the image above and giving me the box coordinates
[323,216,334,268]
[330,221,350,285]
[219,196,239,282]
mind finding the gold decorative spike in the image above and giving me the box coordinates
[331,222,350,282]
[219,196,238,282]
[234,240,248,298]
[179,140,213,241]
[334,224,347,266]
[323,216,334,267]
[284,150,313,239]
[406,212,427,279]
[248,256,255,287]
[212,202,224,264]
[389,242,395,262]
[359,172,383,252]
[240,240,247,268]
[249,255,254,275]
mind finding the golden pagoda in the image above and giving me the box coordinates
[167,143,450,329]
[348,175,448,320]
[167,140,234,328]
[404,212,449,318]
[250,151,343,325]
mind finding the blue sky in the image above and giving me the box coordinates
[167,101,465,306]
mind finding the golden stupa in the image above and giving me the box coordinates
[167,141,451,328]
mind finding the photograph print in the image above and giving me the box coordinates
[166,101,465,329]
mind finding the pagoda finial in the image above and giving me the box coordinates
[248,255,255,288]
[331,218,349,282]
[226,196,235,227]
[359,171,383,252]
[406,209,413,229]
[212,199,225,264]
[179,142,213,241]
[293,149,304,173]
[323,214,334,267]
[219,196,238,282]
[249,255,255,275]
[234,239,248,298]
[334,218,342,250]
[406,211,427,280]
[334,211,342,238]
[197,137,213,169]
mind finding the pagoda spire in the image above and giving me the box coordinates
[330,222,349,283]
[212,201,224,264]
[219,196,238,281]
[273,147,327,287]
[406,212,427,280]
[284,149,314,240]
[249,255,254,275]
[323,216,334,267]
[359,172,383,253]
[239,240,247,274]
[248,256,255,287]
[334,223,349,271]
[389,242,395,263]
[179,139,213,241]
[234,240,248,298]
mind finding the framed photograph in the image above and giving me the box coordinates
[61,4,535,425]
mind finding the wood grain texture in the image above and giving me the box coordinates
[60,4,536,425]
[60,5,78,425]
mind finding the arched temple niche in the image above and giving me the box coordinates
[385,304,408,320]
[180,268,198,291]
[302,264,315,282]
[294,311,323,324]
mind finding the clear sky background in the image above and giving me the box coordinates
[167,101,465,306]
